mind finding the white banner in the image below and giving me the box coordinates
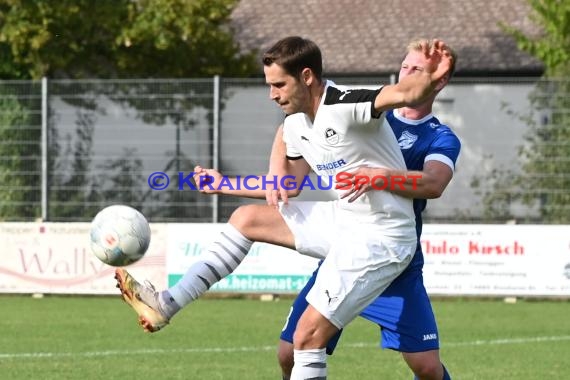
[0,223,167,294]
[1,223,569,297]
[167,223,320,293]
[422,224,570,296]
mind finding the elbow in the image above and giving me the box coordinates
[426,191,443,199]
[424,186,444,199]
[413,181,445,199]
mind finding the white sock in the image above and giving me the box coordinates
[168,224,252,307]
[290,348,327,380]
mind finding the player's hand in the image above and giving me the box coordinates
[423,39,453,81]
[336,167,390,202]
[193,165,223,194]
[265,171,289,207]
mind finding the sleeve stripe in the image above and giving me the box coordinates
[287,155,304,161]
[425,153,455,171]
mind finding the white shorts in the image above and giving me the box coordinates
[279,200,416,329]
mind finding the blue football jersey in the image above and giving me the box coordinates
[386,109,461,270]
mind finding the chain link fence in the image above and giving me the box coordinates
[0,76,568,223]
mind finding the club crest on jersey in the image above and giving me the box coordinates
[325,128,339,145]
[398,130,418,150]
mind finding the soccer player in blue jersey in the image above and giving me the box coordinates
[115,36,454,380]
[273,39,460,380]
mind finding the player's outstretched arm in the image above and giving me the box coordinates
[267,124,290,206]
[373,39,453,112]
[337,160,453,202]
[266,124,312,207]
[193,126,311,201]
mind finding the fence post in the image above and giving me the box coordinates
[212,75,220,223]
[41,77,48,221]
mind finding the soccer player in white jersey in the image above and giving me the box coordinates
[115,36,454,380]
[275,39,460,380]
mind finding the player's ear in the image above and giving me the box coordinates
[435,73,449,91]
[301,68,313,86]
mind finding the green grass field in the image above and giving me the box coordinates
[1,295,569,379]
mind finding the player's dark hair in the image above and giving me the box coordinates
[262,36,323,81]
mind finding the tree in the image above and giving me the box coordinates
[478,0,570,223]
[501,0,569,77]
[0,0,258,220]
[48,109,98,221]
[0,91,39,219]
[94,148,145,213]
[0,0,257,79]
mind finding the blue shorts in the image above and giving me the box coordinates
[280,263,341,355]
[280,261,439,354]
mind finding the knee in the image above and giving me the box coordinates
[403,350,443,380]
[293,308,338,349]
[228,205,259,232]
[277,343,294,378]
[410,361,443,380]
[293,323,325,349]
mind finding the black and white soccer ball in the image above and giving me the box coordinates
[90,205,151,267]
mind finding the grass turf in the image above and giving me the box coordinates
[0,295,569,379]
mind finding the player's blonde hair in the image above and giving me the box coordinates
[407,38,457,78]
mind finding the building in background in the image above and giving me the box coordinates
[0,0,555,223]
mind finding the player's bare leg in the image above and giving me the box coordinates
[116,203,295,332]
[228,203,295,246]
[277,340,295,379]
[403,350,450,380]
[290,305,339,379]
[165,203,295,305]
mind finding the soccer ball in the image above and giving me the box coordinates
[90,205,151,266]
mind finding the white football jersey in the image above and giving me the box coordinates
[283,81,415,235]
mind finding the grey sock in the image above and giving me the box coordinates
[159,290,181,319]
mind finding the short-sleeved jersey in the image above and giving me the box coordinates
[280,107,461,354]
[386,109,461,270]
[282,81,415,235]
